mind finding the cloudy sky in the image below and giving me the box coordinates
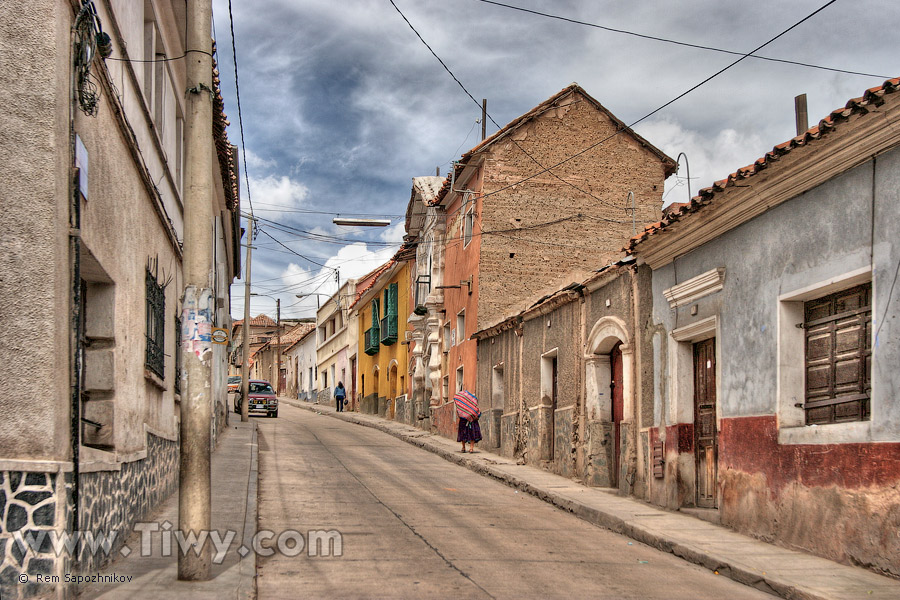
[211,0,897,320]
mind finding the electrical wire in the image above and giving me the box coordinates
[387,0,646,216]
[257,226,337,269]
[479,0,843,201]
[250,215,401,247]
[471,0,891,80]
[226,0,254,216]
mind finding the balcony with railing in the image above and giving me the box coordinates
[364,326,380,355]
[380,314,398,346]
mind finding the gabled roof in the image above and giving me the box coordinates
[233,314,278,329]
[349,243,417,309]
[433,83,677,205]
[279,323,315,347]
[284,323,317,354]
[405,176,444,235]
[627,78,900,257]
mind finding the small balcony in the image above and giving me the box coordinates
[364,327,380,355]
[380,314,398,346]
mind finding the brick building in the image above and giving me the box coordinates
[425,84,675,438]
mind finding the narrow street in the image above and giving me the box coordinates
[255,404,771,599]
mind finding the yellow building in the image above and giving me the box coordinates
[351,249,413,421]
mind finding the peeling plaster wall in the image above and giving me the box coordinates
[646,146,900,575]
[475,266,652,490]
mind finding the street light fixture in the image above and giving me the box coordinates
[332,217,391,227]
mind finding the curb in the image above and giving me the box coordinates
[284,400,870,600]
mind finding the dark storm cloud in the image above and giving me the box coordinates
[215,0,898,318]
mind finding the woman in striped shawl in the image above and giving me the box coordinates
[454,390,482,453]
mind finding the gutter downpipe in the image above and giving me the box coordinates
[68,1,83,549]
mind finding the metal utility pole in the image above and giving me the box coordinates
[240,218,253,422]
[179,0,213,581]
[275,298,281,395]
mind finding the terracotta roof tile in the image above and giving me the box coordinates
[626,77,900,253]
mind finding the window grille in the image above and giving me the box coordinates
[174,315,182,394]
[145,268,165,378]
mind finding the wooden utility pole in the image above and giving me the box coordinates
[481,99,487,140]
[179,0,213,580]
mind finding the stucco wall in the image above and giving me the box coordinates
[646,147,900,575]
[0,0,72,462]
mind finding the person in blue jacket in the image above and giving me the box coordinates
[334,381,346,412]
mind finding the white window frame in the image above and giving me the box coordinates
[777,267,873,445]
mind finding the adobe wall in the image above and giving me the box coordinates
[478,92,667,332]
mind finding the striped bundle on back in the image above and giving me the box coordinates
[453,390,480,420]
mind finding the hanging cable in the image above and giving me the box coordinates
[471,0,889,80]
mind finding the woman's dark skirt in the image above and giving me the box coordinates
[457,418,483,443]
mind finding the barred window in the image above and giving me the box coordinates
[145,268,165,379]
[804,283,871,425]
[174,315,182,393]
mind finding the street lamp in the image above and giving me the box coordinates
[676,152,692,203]
[250,293,282,396]
[332,217,390,227]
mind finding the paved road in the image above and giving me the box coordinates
[256,403,772,599]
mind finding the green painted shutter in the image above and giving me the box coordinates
[388,282,398,316]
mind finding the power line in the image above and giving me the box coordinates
[226,0,254,216]
[250,215,401,247]
[471,0,890,80]
[387,0,637,216]
[256,226,337,269]
[479,0,843,201]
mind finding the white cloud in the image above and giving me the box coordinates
[247,175,309,211]
[244,149,276,171]
[636,117,765,207]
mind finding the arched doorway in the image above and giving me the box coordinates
[585,317,633,489]
[388,362,398,419]
[610,342,624,487]
[372,366,380,415]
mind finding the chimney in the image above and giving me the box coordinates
[794,94,808,137]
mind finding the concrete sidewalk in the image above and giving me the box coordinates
[79,418,258,599]
[286,398,900,600]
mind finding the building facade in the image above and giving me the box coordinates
[352,251,414,421]
[0,0,238,595]
[405,176,448,428]
[284,324,318,401]
[427,84,674,439]
[629,79,900,576]
[474,261,655,495]
[316,280,358,408]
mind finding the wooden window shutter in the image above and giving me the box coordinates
[804,283,871,425]
[388,282,398,316]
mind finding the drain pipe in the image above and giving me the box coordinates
[68,6,83,539]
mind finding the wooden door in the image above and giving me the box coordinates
[610,343,624,487]
[694,338,717,508]
[549,356,558,460]
[351,358,357,411]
